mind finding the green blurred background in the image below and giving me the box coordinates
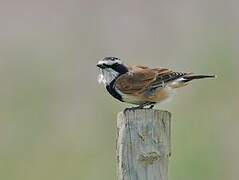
[0,0,238,180]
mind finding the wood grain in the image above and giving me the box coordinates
[117,109,171,180]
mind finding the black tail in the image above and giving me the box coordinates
[182,75,216,83]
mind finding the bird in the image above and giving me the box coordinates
[97,57,216,109]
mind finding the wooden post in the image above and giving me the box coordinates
[117,109,171,180]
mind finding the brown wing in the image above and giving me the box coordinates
[116,66,189,95]
[149,68,188,89]
[115,68,158,95]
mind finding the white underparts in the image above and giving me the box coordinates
[116,85,176,105]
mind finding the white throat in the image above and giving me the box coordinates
[98,69,119,85]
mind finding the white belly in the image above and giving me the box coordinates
[116,87,174,105]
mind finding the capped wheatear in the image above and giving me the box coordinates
[97,57,215,109]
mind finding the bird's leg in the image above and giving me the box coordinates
[135,102,154,109]
[125,102,156,111]
[124,105,142,111]
[128,105,145,110]
[148,103,156,109]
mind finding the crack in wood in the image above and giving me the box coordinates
[138,152,161,165]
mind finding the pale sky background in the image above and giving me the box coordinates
[0,1,238,180]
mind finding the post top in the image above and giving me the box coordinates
[121,108,171,115]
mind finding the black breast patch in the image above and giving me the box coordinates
[106,79,123,102]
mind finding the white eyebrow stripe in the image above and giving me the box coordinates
[97,59,122,65]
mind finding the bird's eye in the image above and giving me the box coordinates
[110,57,118,61]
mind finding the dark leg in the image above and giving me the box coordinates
[136,102,153,109]
[125,103,149,111]
[125,102,156,111]
[148,103,156,109]
[133,102,155,109]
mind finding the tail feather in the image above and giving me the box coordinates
[182,74,216,82]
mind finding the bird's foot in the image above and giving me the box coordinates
[148,104,155,109]
[124,106,142,112]
[124,102,156,112]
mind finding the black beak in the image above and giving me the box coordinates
[97,64,106,69]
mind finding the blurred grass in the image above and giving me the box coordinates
[0,0,239,180]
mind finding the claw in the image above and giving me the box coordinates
[149,104,155,109]
[124,102,156,111]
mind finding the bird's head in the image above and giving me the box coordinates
[97,57,128,85]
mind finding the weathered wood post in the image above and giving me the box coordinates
[117,109,171,180]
